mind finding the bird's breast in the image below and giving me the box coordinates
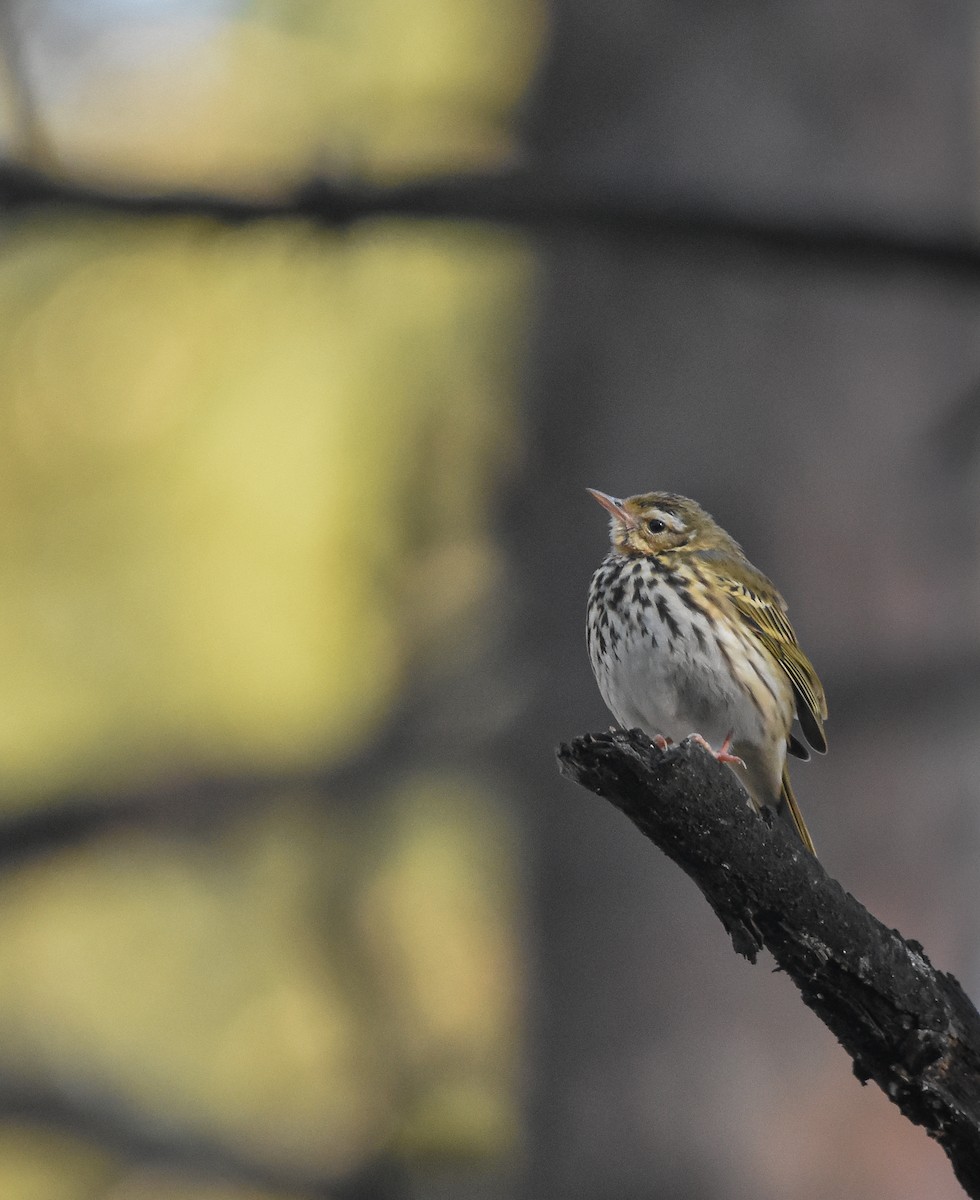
[587,554,792,748]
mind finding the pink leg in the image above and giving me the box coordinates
[689,730,746,769]
[653,735,670,751]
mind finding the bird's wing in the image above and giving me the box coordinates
[721,577,828,754]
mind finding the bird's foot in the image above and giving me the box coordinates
[652,734,672,751]
[689,730,746,769]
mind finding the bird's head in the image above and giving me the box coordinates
[587,489,740,558]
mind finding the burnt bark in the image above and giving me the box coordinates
[557,728,980,1199]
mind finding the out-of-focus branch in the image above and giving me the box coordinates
[0,684,448,869]
[557,728,980,1200]
[1,159,980,280]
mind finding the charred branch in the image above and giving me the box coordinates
[557,728,980,1199]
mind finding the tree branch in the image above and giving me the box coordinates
[557,728,980,1199]
[3,159,980,282]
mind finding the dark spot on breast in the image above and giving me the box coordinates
[676,587,700,614]
[655,594,680,641]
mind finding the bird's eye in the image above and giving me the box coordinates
[647,518,667,534]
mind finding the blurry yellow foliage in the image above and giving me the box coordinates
[47,0,545,188]
[0,779,520,1180]
[360,773,521,1160]
[0,1125,116,1200]
[0,215,530,805]
[102,1173,308,1200]
[0,1,537,1191]
[0,798,388,1178]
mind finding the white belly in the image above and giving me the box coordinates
[593,621,763,747]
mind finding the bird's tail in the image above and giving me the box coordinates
[779,766,817,856]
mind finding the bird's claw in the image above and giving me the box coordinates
[689,731,745,770]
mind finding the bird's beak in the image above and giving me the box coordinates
[587,488,636,528]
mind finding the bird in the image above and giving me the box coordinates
[586,488,827,854]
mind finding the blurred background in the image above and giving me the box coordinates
[0,1,976,1198]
